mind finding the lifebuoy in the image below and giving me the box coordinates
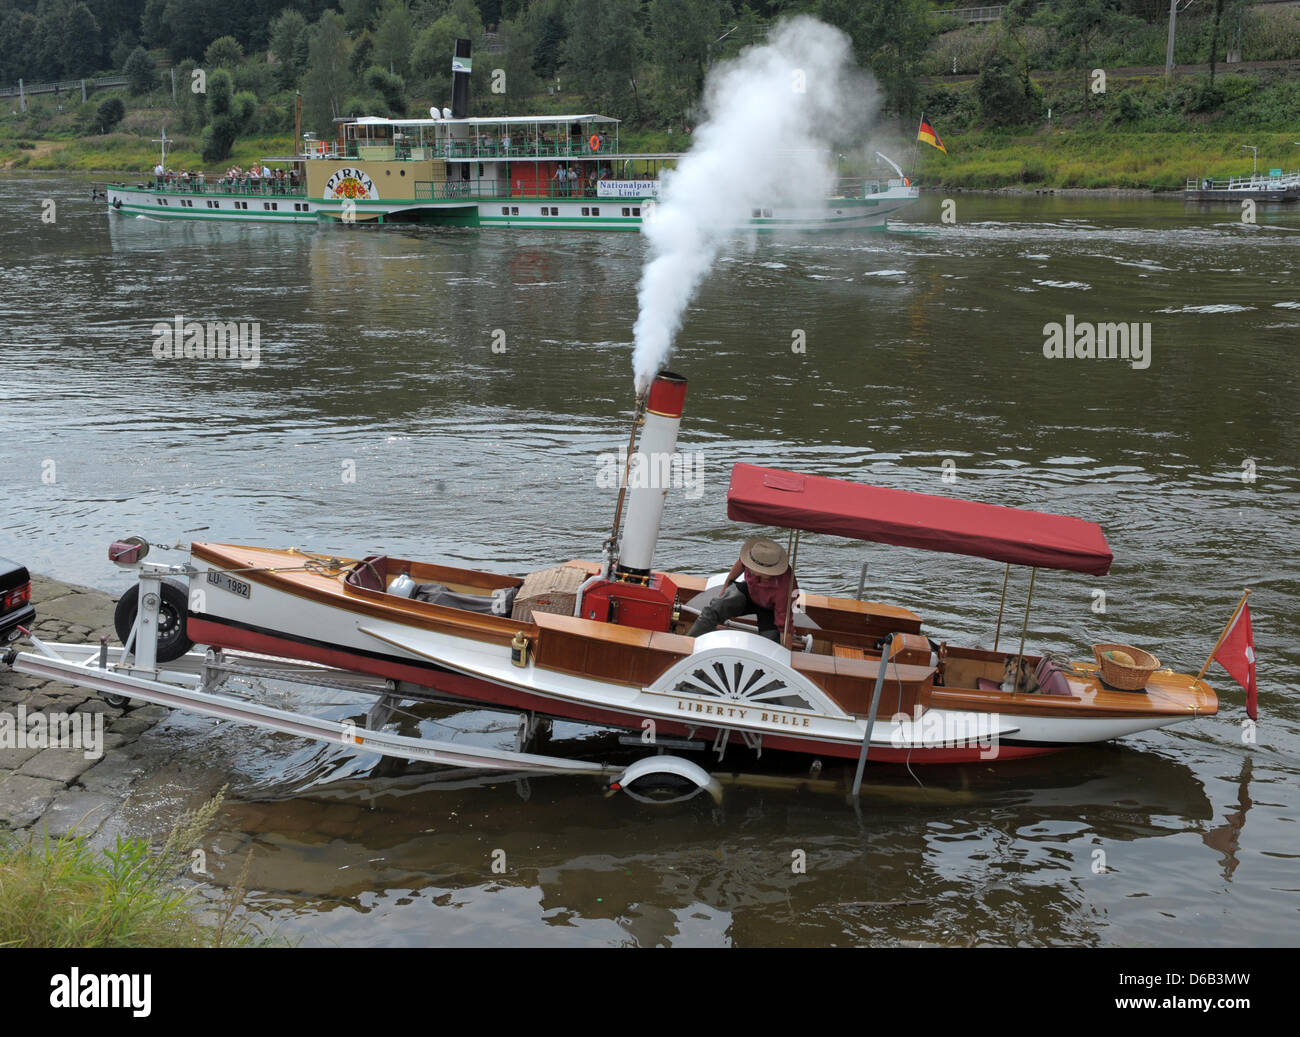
[589,134,600,151]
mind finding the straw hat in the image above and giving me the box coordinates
[740,536,789,577]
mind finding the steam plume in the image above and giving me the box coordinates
[632,16,877,392]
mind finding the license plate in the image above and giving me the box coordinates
[206,571,251,598]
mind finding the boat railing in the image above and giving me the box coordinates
[313,138,622,163]
[1187,169,1300,192]
[832,177,914,198]
[142,177,306,198]
[417,179,654,201]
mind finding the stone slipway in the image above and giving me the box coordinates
[0,573,175,838]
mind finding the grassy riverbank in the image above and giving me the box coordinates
[7,123,1294,193]
[0,792,259,947]
[912,129,1300,192]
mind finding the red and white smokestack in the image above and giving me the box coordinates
[615,371,687,580]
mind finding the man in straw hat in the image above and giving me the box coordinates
[688,537,798,643]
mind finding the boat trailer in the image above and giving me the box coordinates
[3,556,723,803]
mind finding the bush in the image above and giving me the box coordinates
[200,70,255,164]
[204,36,244,73]
[976,54,1042,128]
[124,46,155,95]
[95,97,126,132]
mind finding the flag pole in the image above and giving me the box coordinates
[1197,588,1252,681]
[909,111,924,181]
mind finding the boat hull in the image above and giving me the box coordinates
[183,544,1217,766]
[105,184,916,231]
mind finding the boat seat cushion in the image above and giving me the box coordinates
[414,582,517,617]
[346,555,389,592]
[1034,656,1074,696]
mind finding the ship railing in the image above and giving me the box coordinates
[143,177,306,197]
[418,179,650,201]
[1187,169,1300,192]
[310,139,621,162]
[831,177,913,198]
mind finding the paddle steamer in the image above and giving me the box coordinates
[104,40,915,231]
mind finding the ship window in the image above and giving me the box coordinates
[511,206,519,215]
[591,207,599,216]
[264,202,270,210]
[582,207,589,216]
[271,203,278,210]
[621,207,629,216]
[501,207,509,215]
[763,208,773,218]
[632,207,641,216]
[752,208,760,217]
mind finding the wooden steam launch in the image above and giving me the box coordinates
[12,371,1216,790]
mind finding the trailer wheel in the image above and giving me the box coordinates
[114,580,193,662]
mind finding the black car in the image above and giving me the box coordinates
[0,556,35,642]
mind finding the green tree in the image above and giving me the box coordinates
[35,0,102,78]
[301,10,354,135]
[497,16,539,100]
[269,9,310,88]
[363,65,408,115]
[200,68,255,163]
[528,0,566,81]
[342,0,382,33]
[140,0,210,62]
[820,0,935,117]
[204,35,243,72]
[124,45,156,94]
[648,0,719,126]
[976,53,1043,127]
[373,0,413,77]
[410,4,482,97]
[0,13,41,81]
[95,95,125,131]
[563,0,643,118]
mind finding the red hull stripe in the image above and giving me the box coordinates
[187,614,1066,764]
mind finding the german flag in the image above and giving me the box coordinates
[917,118,947,155]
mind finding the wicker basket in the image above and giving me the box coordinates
[1092,642,1160,691]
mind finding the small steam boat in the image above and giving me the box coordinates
[155,371,1215,767]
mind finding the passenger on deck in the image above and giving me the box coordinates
[688,537,798,643]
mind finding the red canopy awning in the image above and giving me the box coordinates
[726,464,1113,576]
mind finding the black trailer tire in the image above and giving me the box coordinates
[114,580,193,662]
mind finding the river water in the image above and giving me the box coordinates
[1,174,1297,946]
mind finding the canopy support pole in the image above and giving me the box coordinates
[782,530,801,648]
[1013,567,1037,692]
[993,562,1010,651]
[850,633,894,800]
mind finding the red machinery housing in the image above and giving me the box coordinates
[578,573,679,633]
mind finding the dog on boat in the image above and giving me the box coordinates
[1001,654,1040,694]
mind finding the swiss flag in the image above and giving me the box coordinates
[1214,602,1257,720]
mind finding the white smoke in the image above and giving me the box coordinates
[631,16,878,393]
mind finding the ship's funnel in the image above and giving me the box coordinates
[616,371,687,579]
[451,38,472,119]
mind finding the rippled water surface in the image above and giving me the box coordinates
[1,175,1297,946]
